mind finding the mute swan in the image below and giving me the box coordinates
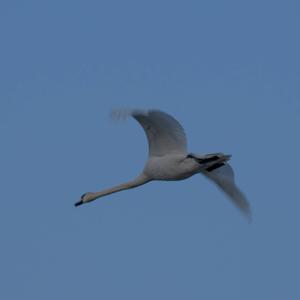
[75,109,251,220]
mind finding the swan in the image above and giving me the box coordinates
[75,109,251,220]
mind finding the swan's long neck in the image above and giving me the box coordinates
[90,174,150,202]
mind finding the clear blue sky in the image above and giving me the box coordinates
[1,0,300,299]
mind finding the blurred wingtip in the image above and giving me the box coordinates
[240,204,252,223]
[110,108,152,120]
[244,210,252,224]
[110,108,132,121]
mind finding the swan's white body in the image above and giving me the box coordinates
[76,109,251,220]
[143,154,199,180]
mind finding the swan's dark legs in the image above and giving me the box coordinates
[187,153,228,172]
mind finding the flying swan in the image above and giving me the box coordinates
[75,109,251,220]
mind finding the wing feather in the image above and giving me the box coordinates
[112,109,187,157]
[204,164,251,221]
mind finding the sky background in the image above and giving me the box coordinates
[1,0,300,299]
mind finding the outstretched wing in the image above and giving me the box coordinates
[204,164,251,221]
[112,109,187,157]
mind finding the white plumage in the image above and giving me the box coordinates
[76,109,251,220]
[132,109,187,156]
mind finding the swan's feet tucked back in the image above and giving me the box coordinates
[187,153,231,172]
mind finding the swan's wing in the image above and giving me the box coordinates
[112,109,187,157]
[204,164,251,221]
[132,110,187,156]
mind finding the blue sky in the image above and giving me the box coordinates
[1,0,300,299]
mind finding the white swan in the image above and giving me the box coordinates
[75,109,251,220]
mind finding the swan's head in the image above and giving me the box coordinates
[74,192,95,207]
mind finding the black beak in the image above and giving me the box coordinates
[74,200,83,207]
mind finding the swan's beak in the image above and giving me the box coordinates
[74,200,83,207]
